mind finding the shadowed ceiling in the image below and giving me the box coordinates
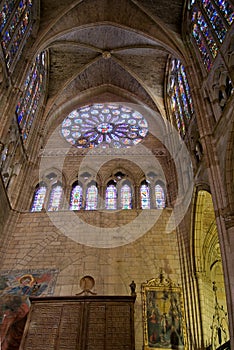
[27,0,188,130]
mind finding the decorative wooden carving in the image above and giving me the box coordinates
[19,295,136,350]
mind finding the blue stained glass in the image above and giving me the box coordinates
[86,185,98,210]
[121,184,132,209]
[155,184,165,209]
[70,185,82,210]
[31,185,46,212]
[1,0,33,69]
[180,65,194,114]
[106,184,117,209]
[202,0,227,42]
[0,0,16,31]
[140,183,150,209]
[16,51,46,142]
[48,185,63,211]
[192,24,213,70]
[213,0,234,25]
[194,9,218,57]
[169,59,195,136]
[61,103,148,149]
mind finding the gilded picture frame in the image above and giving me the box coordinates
[141,274,187,350]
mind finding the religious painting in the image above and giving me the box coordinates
[0,269,59,298]
[142,274,187,350]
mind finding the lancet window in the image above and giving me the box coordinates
[16,51,47,143]
[85,183,98,210]
[31,183,47,212]
[105,182,117,210]
[70,183,83,210]
[190,0,234,70]
[168,58,194,137]
[47,183,63,212]
[0,0,33,70]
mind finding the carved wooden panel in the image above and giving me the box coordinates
[19,296,135,350]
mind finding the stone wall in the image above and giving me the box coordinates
[0,208,181,350]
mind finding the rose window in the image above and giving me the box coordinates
[61,103,148,148]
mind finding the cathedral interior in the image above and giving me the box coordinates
[0,0,234,349]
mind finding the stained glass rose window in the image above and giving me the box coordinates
[61,103,148,148]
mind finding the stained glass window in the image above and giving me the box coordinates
[0,0,33,70]
[47,184,63,211]
[70,184,83,210]
[86,184,98,210]
[31,184,46,212]
[213,0,234,25]
[0,0,16,32]
[190,0,234,70]
[16,51,47,143]
[121,184,132,209]
[155,184,165,209]
[106,183,117,210]
[201,0,227,42]
[140,182,150,209]
[169,59,194,136]
[61,103,148,149]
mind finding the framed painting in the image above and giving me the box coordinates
[141,274,187,350]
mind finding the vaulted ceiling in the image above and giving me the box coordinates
[27,0,188,131]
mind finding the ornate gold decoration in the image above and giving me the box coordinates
[141,271,187,350]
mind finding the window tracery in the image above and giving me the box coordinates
[190,0,234,70]
[16,51,47,143]
[30,174,167,212]
[168,58,194,137]
[0,0,33,70]
[61,103,148,149]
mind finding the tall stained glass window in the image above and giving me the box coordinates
[140,182,150,209]
[86,184,98,210]
[16,51,47,143]
[31,184,47,212]
[121,184,132,209]
[106,183,117,210]
[168,58,194,137]
[47,184,63,211]
[190,0,234,70]
[155,184,165,209]
[70,184,83,210]
[0,0,33,70]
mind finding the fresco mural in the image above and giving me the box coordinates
[0,269,58,349]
